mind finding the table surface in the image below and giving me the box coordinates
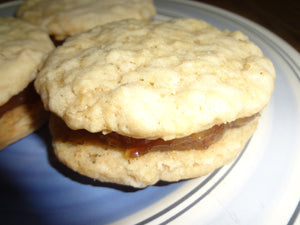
[198,0,299,52]
[0,0,299,52]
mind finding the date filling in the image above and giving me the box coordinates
[0,83,40,118]
[98,114,258,158]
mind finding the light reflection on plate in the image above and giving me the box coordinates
[0,1,299,225]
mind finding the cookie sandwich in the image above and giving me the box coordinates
[17,0,156,40]
[0,17,54,150]
[35,18,275,188]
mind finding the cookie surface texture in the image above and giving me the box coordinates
[0,17,54,106]
[35,18,275,140]
[50,115,259,188]
[17,0,156,40]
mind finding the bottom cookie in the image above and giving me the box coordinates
[50,114,259,188]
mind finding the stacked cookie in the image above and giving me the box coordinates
[0,17,54,150]
[1,0,275,188]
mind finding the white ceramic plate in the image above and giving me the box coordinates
[0,1,299,224]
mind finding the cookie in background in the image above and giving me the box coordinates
[0,17,54,150]
[16,0,156,41]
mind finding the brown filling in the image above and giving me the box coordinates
[98,114,257,158]
[0,83,41,118]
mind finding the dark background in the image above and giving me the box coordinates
[198,0,299,52]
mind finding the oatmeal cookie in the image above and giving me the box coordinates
[0,17,54,150]
[17,0,156,40]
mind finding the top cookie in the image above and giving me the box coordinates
[16,0,156,40]
[0,17,54,106]
[35,18,275,140]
